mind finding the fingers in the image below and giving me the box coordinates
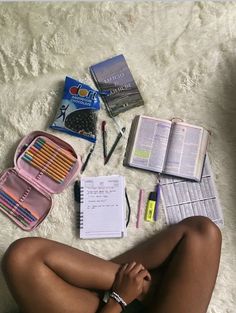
[119,261,139,274]
[119,263,129,274]
[137,268,152,281]
[121,262,151,281]
[126,261,138,272]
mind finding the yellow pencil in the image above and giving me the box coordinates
[27,148,70,177]
[26,152,68,179]
[33,144,74,169]
[37,139,76,164]
[23,156,64,183]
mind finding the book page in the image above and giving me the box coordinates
[80,175,126,239]
[163,122,207,180]
[129,116,172,172]
[160,156,224,226]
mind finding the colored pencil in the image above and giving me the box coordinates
[23,154,65,180]
[33,143,74,168]
[37,138,76,163]
[22,156,63,183]
[0,191,37,222]
[23,155,64,182]
[27,148,69,177]
[0,195,33,223]
[2,189,39,220]
[29,146,72,173]
[38,138,76,162]
[0,202,29,227]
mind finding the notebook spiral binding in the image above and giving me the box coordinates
[74,181,84,229]
[78,211,84,229]
[78,186,84,229]
[80,187,84,203]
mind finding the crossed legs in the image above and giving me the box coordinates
[2,216,222,313]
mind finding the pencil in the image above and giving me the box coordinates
[24,152,66,180]
[27,148,70,177]
[0,192,37,222]
[34,142,74,166]
[0,202,29,227]
[37,138,76,163]
[22,155,64,183]
[33,143,73,170]
[1,189,39,220]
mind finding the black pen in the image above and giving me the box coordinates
[81,143,96,173]
[101,121,107,160]
[104,127,126,165]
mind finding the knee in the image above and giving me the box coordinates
[2,237,45,279]
[181,216,222,246]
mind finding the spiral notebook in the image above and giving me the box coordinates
[78,175,127,239]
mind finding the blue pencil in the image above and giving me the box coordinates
[0,190,37,222]
[0,191,36,222]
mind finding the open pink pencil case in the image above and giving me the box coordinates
[0,131,82,231]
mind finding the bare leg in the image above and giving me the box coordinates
[1,216,221,313]
[112,216,222,313]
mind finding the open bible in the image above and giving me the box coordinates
[123,115,209,181]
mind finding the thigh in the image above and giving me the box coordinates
[3,238,117,313]
[147,223,221,313]
[12,256,101,313]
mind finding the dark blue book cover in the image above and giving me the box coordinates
[90,55,144,117]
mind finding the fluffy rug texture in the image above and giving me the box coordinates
[0,2,236,312]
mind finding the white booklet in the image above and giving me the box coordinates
[78,175,127,239]
[123,115,209,181]
[160,156,224,227]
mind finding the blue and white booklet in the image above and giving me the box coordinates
[90,54,144,117]
[160,155,224,227]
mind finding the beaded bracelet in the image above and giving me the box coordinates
[109,291,127,310]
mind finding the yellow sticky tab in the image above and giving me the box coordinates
[145,200,156,222]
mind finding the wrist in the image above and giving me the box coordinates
[109,291,127,311]
[106,297,123,313]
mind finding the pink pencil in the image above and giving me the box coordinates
[136,189,144,228]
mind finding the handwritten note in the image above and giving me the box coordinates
[79,175,126,239]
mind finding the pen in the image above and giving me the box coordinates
[154,175,161,221]
[101,121,107,159]
[104,127,126,165]
[136,189,144,228]
[81,143,96,173]
[154,184,160,221]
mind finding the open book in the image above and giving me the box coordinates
[78,175,127,239]
[123,115,209,181]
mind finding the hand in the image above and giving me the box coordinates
[112,262,151,305]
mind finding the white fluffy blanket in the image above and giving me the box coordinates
[0,2,236,312]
